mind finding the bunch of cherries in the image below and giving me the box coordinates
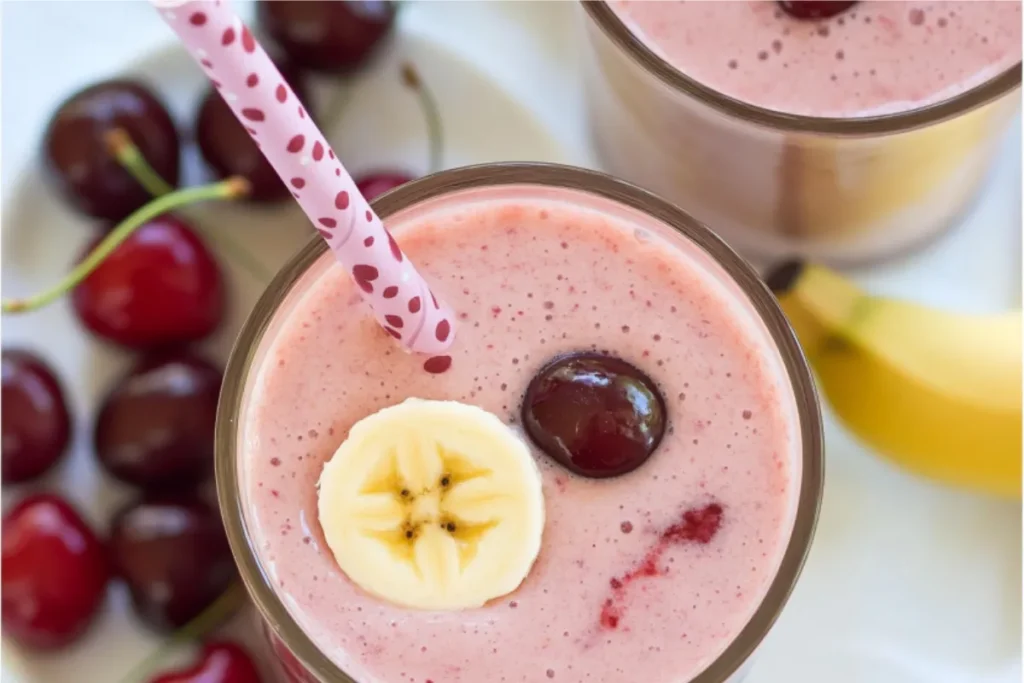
[1,3,421,681]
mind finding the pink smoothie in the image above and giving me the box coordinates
[240,185,800,682]
[609,1,1021,117]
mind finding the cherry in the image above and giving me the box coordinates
[109,493,236,633]
[1,494,110,650]
[94,350,222,491]
[256,0,397,74]
[43,79,180,223]
[356,172,414,202]
[777,1,858,20]
[522,353,666,479]
[71,214,224,350]
[149,641,263,683]
[196,64,311,202]
[2,350,71,484]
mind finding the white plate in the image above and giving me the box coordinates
[2,2,1021,683]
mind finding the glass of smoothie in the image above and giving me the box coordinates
[582,1,1022,265]
[215,163,824,683]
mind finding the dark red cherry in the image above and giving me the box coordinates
[43,79,180,222]
[196,64,311,202]
[2,350,71,484]
[777,1,858,20]
[149,641,263,683]
[71,214,224,350]
[94,350,222,491]
[109,493,236,633]
[356,172,414,202]
[256,0,397,73]
[522,353,666,479]
[1,494,110,650]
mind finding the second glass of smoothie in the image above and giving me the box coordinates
[583,1,1022,264]
[216,164,824,683]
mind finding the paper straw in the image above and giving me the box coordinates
[153,0,455,356]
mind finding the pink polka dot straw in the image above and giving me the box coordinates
[153,0,455,356]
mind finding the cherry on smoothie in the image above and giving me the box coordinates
[109,493,236,633]
[356,172,415,202]
[256,0,397,73]
[94,350,222,491]
[71,214,224,350]
[196,63,312,202]
[43,79,180,222]
[2,350,71,484]
[1,493,110,650]
[777,1,858,20]
[149,641,263,683]
[522,353,666,479]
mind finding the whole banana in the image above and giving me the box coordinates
[767,261,1021,498]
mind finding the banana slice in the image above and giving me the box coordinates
[317,398,546,611]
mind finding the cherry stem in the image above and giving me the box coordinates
[105,128,273,283]
[321,0,407,143]
[401,62,443,174]
[105,129,176,197]
[321,81,355,140]
[1,176,249,314]
[118,583,246,683]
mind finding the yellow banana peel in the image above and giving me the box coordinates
[768,261,1021,498]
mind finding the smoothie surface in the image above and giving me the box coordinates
[241,186,798,683]
[609,0,1021,117]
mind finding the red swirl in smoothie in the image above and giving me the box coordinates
[239,183,804,682]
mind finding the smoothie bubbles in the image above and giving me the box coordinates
[585,1,1022,264]
[218,166,823,683]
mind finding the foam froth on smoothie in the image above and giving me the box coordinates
[241,186,800,682]
[609,1,1021,117]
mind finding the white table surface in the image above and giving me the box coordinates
[1,2,1021,683]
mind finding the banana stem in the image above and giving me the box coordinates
[401,62,444,174]
[773,263,867,361]
[2,177,249,314]
[106,128,273,284]
[118,583,246,683]
[104,129,176,197]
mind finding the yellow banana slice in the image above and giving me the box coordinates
[317,399,546,610]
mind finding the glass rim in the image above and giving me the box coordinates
[215,161,826,683]
[583,0,1022,136]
